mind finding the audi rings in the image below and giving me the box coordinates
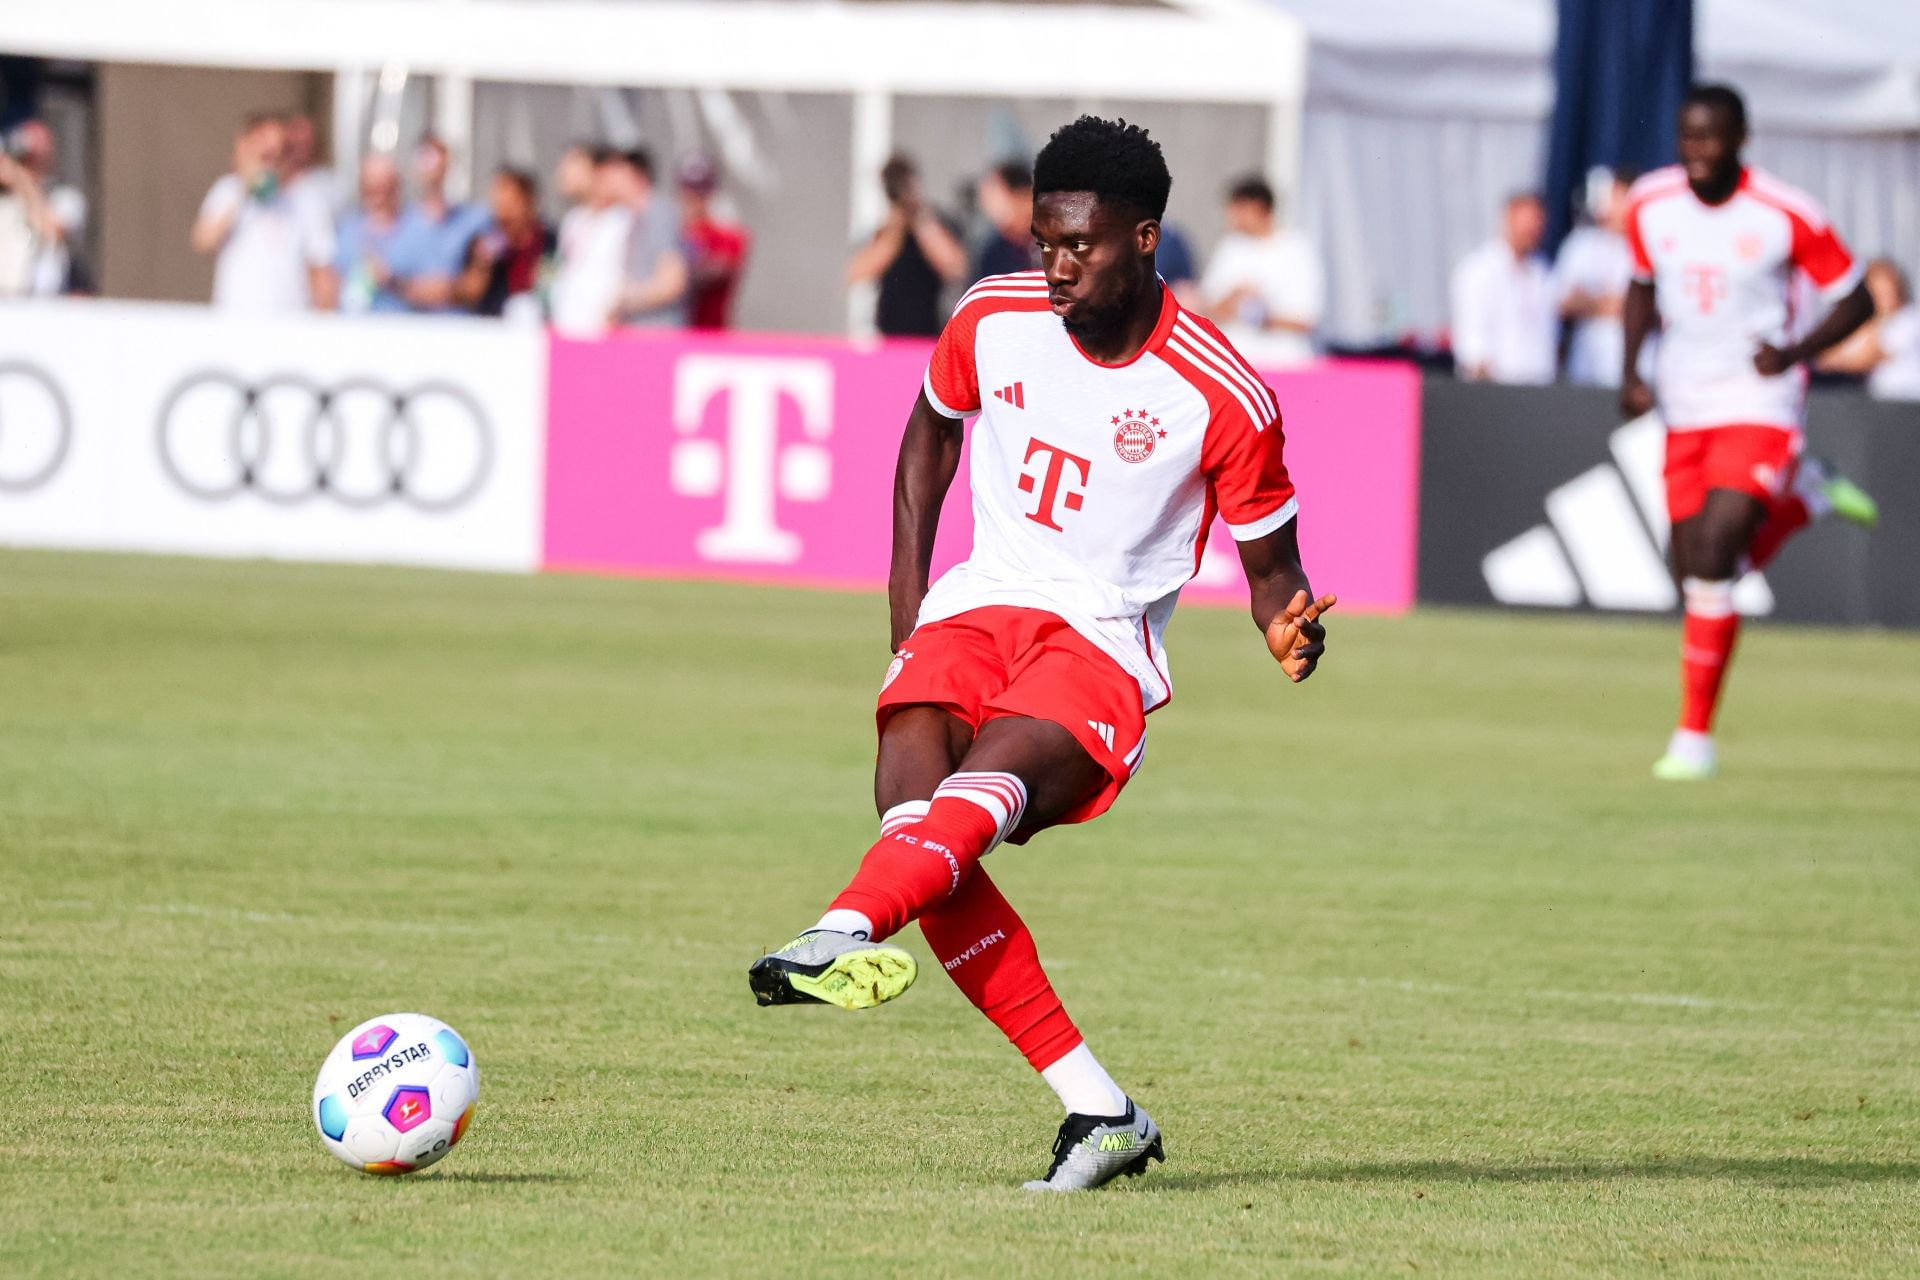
[0,362,74,493]
[156,372,493,512]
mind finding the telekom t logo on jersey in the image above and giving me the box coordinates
[1683,263,1728,315]
[668,354,834,563]
[1017,437,1092,531]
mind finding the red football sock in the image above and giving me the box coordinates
[1678,578,1740,734]
[1747,493,1811,569]
[918,866,1083,1073]
[828,772,1027,942]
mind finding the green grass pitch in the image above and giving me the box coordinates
[2,548,1916,1277]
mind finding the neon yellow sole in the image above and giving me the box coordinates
[787,947,918,1010]
[1652,754,1716,781]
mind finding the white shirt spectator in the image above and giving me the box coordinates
[1199,227,1323,367]
[1451,239,1557,385]
[1552,225,1634,387]
[550,204,634,337]
[1869,306,1920,401]
[198,174,333,312]
[285,168,338,238]
[28,183,86,296]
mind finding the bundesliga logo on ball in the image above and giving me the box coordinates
[312,1013,479,1175]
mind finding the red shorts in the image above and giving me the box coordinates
[876,606,1147,833]
[1664,424,1801,523]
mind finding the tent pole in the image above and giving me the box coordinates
[847,85,892,339]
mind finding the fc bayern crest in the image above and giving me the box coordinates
[1111,407,1164,464]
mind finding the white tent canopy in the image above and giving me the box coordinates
[1,0,1310,334]
[1248,0,1920,344]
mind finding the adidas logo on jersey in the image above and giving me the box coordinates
[1482,414,1773,616]
[993,382,1025,408]
[1087,720,1116,751]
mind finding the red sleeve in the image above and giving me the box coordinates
[1789,210,1857,297]
[1203,402,1296,539]
[1623,200,1654,282]
[923,308,980,418]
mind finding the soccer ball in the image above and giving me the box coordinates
[312,1013,479,1175]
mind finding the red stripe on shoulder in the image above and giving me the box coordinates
[1158,336,1268,437]
[1742,169,1830,230]
[950,290,1055,326]
[1628,165,1688,202]
[1170,313,1279,420]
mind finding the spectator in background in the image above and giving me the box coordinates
[376,135,490,313]
[0,148,51,297]
[458,167,554,322]
[549,147,634,336]
[330,152,409,312]
[1821,259,1920,401]
[1200,175,1324,367]
[675,151,749,330]
[9,120,90,295]
[1553,167,1638,387]
[191,114,334,313]
[1450,192,1556,385]
[281,113,337,237]
[971,159,1037,281]
[848,155,966,338]
[611,148,687,328]
[1154,221,1198,302]
[553,142,596,237]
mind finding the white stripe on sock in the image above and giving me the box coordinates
[932,771,1028,850]
[1682,576,1735,618]
[879,799,931,838]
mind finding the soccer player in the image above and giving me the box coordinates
[1621,84,1879,781]
[747,118,1332,1190]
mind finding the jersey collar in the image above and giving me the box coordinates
[1066,278,1180,370]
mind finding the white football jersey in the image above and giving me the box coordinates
[920,271,1297,711]
[1626,165,1860,431]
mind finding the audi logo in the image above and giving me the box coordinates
[156,372,493,511]
[0,362,73,493]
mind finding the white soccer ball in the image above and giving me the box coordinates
[312,1013,479,1175]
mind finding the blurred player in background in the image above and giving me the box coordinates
[749,117,1332,1191]
[1621,84,1879,781]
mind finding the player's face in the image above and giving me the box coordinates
[1678,103,1743,190]
[1033,191,1156,337]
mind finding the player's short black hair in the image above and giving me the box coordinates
[991,159,1033,193]
[1033,116,1171,222]
[1226,175,1274,211]
[623,148,655,181]
[1684,82,1747,134]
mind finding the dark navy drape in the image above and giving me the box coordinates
[1545,0,1694,248]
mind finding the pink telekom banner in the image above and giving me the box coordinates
[543,330,1421,612]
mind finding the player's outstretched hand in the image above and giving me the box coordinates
[1752,341,1798,377]
[1265,589,1336,683]
[1619,375,1655,419]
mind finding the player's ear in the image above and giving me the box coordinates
[1137,219,1160,257]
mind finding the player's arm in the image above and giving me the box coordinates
[1236,519,1333,684]
[1754,280,1874,375]
[1620,280,1658,416]
[888,389,965,651]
